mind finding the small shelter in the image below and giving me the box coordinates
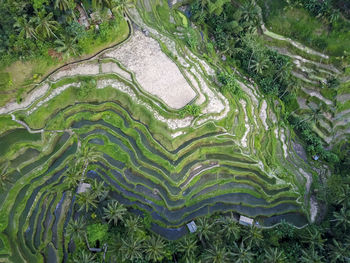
[77,182,91,194]
[239,215,253,226]
[186,221,197,233]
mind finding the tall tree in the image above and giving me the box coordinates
[66,217,86,242]
[14,16,37,39]
[216,216,240,241]
[196,217,214,246]
[76,145,102,178]
[103,200,127,226]
[202,244,230,263]
[120,236,144,262]
[54,0,74,11]
[176,236,198,262]
[124,215,144,237]
[239,0,262,27]
[333,206,350,231]
[249,55,269,75]
[231,241,255,263]
[54,35,80,58]
[301,248,324,263]
[33,10,59,39]
[92,0,112,9]
[243,225,263,248]
[72,250,97,263]
[301,227,325,251]
[111,0,135,16]
[76,191,98,213]
[90,179,108,201]
[263,247,286,263]
[328,239,350,263]
[143,235,168,262]
[64,160,83,189]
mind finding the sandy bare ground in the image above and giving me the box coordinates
[280,128,288,158]
[101,62,132,81]
[128,7,229,120]
[104,31,196,109]
[337,93,350,104]
[240,99,250,148]
[259,100,268,130]
[299,167,318,222]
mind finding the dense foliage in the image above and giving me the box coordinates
[0,0,127,67]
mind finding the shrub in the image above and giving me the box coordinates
[86,223,108,246]
[179,105,201,118]
[217,72,241,95]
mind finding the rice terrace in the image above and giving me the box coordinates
[0,0,349,262]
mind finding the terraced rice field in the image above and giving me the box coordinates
[0,1,334,262]
[262,25,350,149]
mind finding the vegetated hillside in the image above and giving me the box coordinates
[0,0,349,262]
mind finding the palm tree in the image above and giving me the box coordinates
[77,191,98,213]
[202,244,230,263]
[76,145,102,178]
[0,161,11,190]
[264,247,286,263]
[333,185,349,206]
[216,216,240,241]
[91,179,108,201]
[328,239,350,263]
[243,225,263,248]
[120,236,144,262]
[196,217,214,246]
[111,0,135,16]
[73,250,97,263]
[301,248,324,263]
[54,0,74,11]
[329,10,340,24]
[64,161,83,189]
[103,200,127,226]
[309,107,324,125]
[34,10,59,39]
[176,236,198,262]
[124,215,144,236]
[231,241,255,263]
[64,172,81,189]
[274,59,293,82]
[299,106,323,126]
[200,0,210,14]
[301,227,325,251]
[143,235,168,262]
[249,55,269,75]
[66,217,86,242]
[239,0,262,26]
[333,206,350,231]
[54,35,80,58]
[14,16,37,39]
[207,0,230,16]
[92,0,112,9]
